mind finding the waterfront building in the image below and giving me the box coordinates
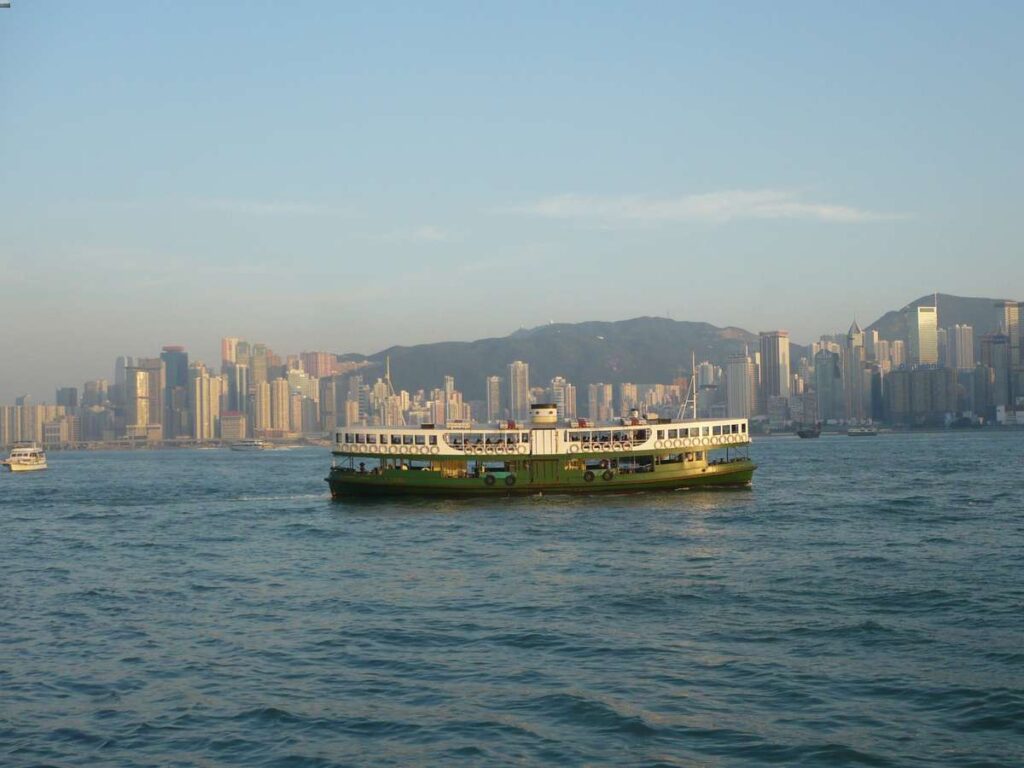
[908,306,938,366]
[980,333,1011,408]
[270,378,290,432]
[220,411,246,441]
[759,331,791,411]
[813,349,843,422]
[82,379,108,407]
[843,321,868,421]
[190,363,223,441]
[161,346,190,439]
[507,361,530,421]
[126,358,164,441]
[253,381,271,432]
[891,339,906,369]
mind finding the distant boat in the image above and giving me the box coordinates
[796,423,821,439]
[2,443,47,472]
[230,439,267,452]
[847,426,879,437]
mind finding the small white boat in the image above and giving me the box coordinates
[2,444,48,472]
[230,439,267,452]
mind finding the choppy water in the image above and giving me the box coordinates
[2,432,1023,766]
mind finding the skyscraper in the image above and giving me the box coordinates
[221,337,240,368]
[907,306,938,366]
[587,383,613,422]
[507,361,530,421]
[161,346,190,439]
[126,358,165,440]
[995,301,1020,369]
[726,353,755,419]
[486,375,503,422]
[844,321,867,421]
[270,378,290,432]
[758,331,791,409]
[952,324,975,371]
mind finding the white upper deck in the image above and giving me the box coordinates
[333,417,750,458]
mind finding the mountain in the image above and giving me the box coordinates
[339,317,758,400]
[867,293,1009,340]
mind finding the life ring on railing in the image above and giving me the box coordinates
[505,475,516,487]
[701,437,710,446]
[655,440,664,449]
[602,470,614,481]
[484,474,496,486]
[711,437,720,446]
[568,444,579,453]
[518,445,528,455]
[583,470,595,482]
[611,442,622,451]
[669,439,679,448]
[388,446,397,454]
[430,446,439,455]
[417,446,428,454]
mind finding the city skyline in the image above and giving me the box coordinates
[4,293,1023,449]
[3,4,1024,402]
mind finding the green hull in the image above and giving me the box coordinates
[327,459,756,498]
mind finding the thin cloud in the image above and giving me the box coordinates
[505,190,906,224]
[378,225,454,243]
[194,198,334,216]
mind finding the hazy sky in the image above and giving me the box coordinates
[2,2,1022,400]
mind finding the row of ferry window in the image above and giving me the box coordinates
[656,423,746,439]
[340,433,439,446]
[566,429,650,443]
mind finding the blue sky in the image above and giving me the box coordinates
[1,1,1022,399]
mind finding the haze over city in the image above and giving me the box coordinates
[2,2,1022,400]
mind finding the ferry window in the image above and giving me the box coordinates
[702,426,710,436]
[732,424,739,434]
[668,429,678,438]
[415,435,425,445]
[389,435,399,445]
[657,430,665,439]
[713,425,722,436]
[696,451,703,460]
[521,433,529,443]
[429,436,438,445]
[741,423,747,433]
[335,434,342,443]
[367,434,377,444]
[403,435,414,445]
[355,434,365,444]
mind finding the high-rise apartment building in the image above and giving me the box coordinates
[507,361,530,421]
[55,387,78,409]
[587,382,613,422]
[907,306,938,366]
[844,321,868,421]
[758,331,791,410]
[126,358,164,440]
[190,363,223,441]
[300,351,334,379]
[253,381,271,432]
[549,376,577,421]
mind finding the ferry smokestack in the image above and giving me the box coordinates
[530,403,558,427]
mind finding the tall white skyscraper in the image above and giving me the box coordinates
[726,353,755,419]
[486,375,503,422]
[507,361,530,421]
[758,330,791,407]
[549,376,577,421]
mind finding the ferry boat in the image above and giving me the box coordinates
[2,444,48,472]
[847,426,879,437]
[327,404,755,498]
[229,439,267,452]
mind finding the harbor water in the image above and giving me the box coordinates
[2,432,1022,766]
